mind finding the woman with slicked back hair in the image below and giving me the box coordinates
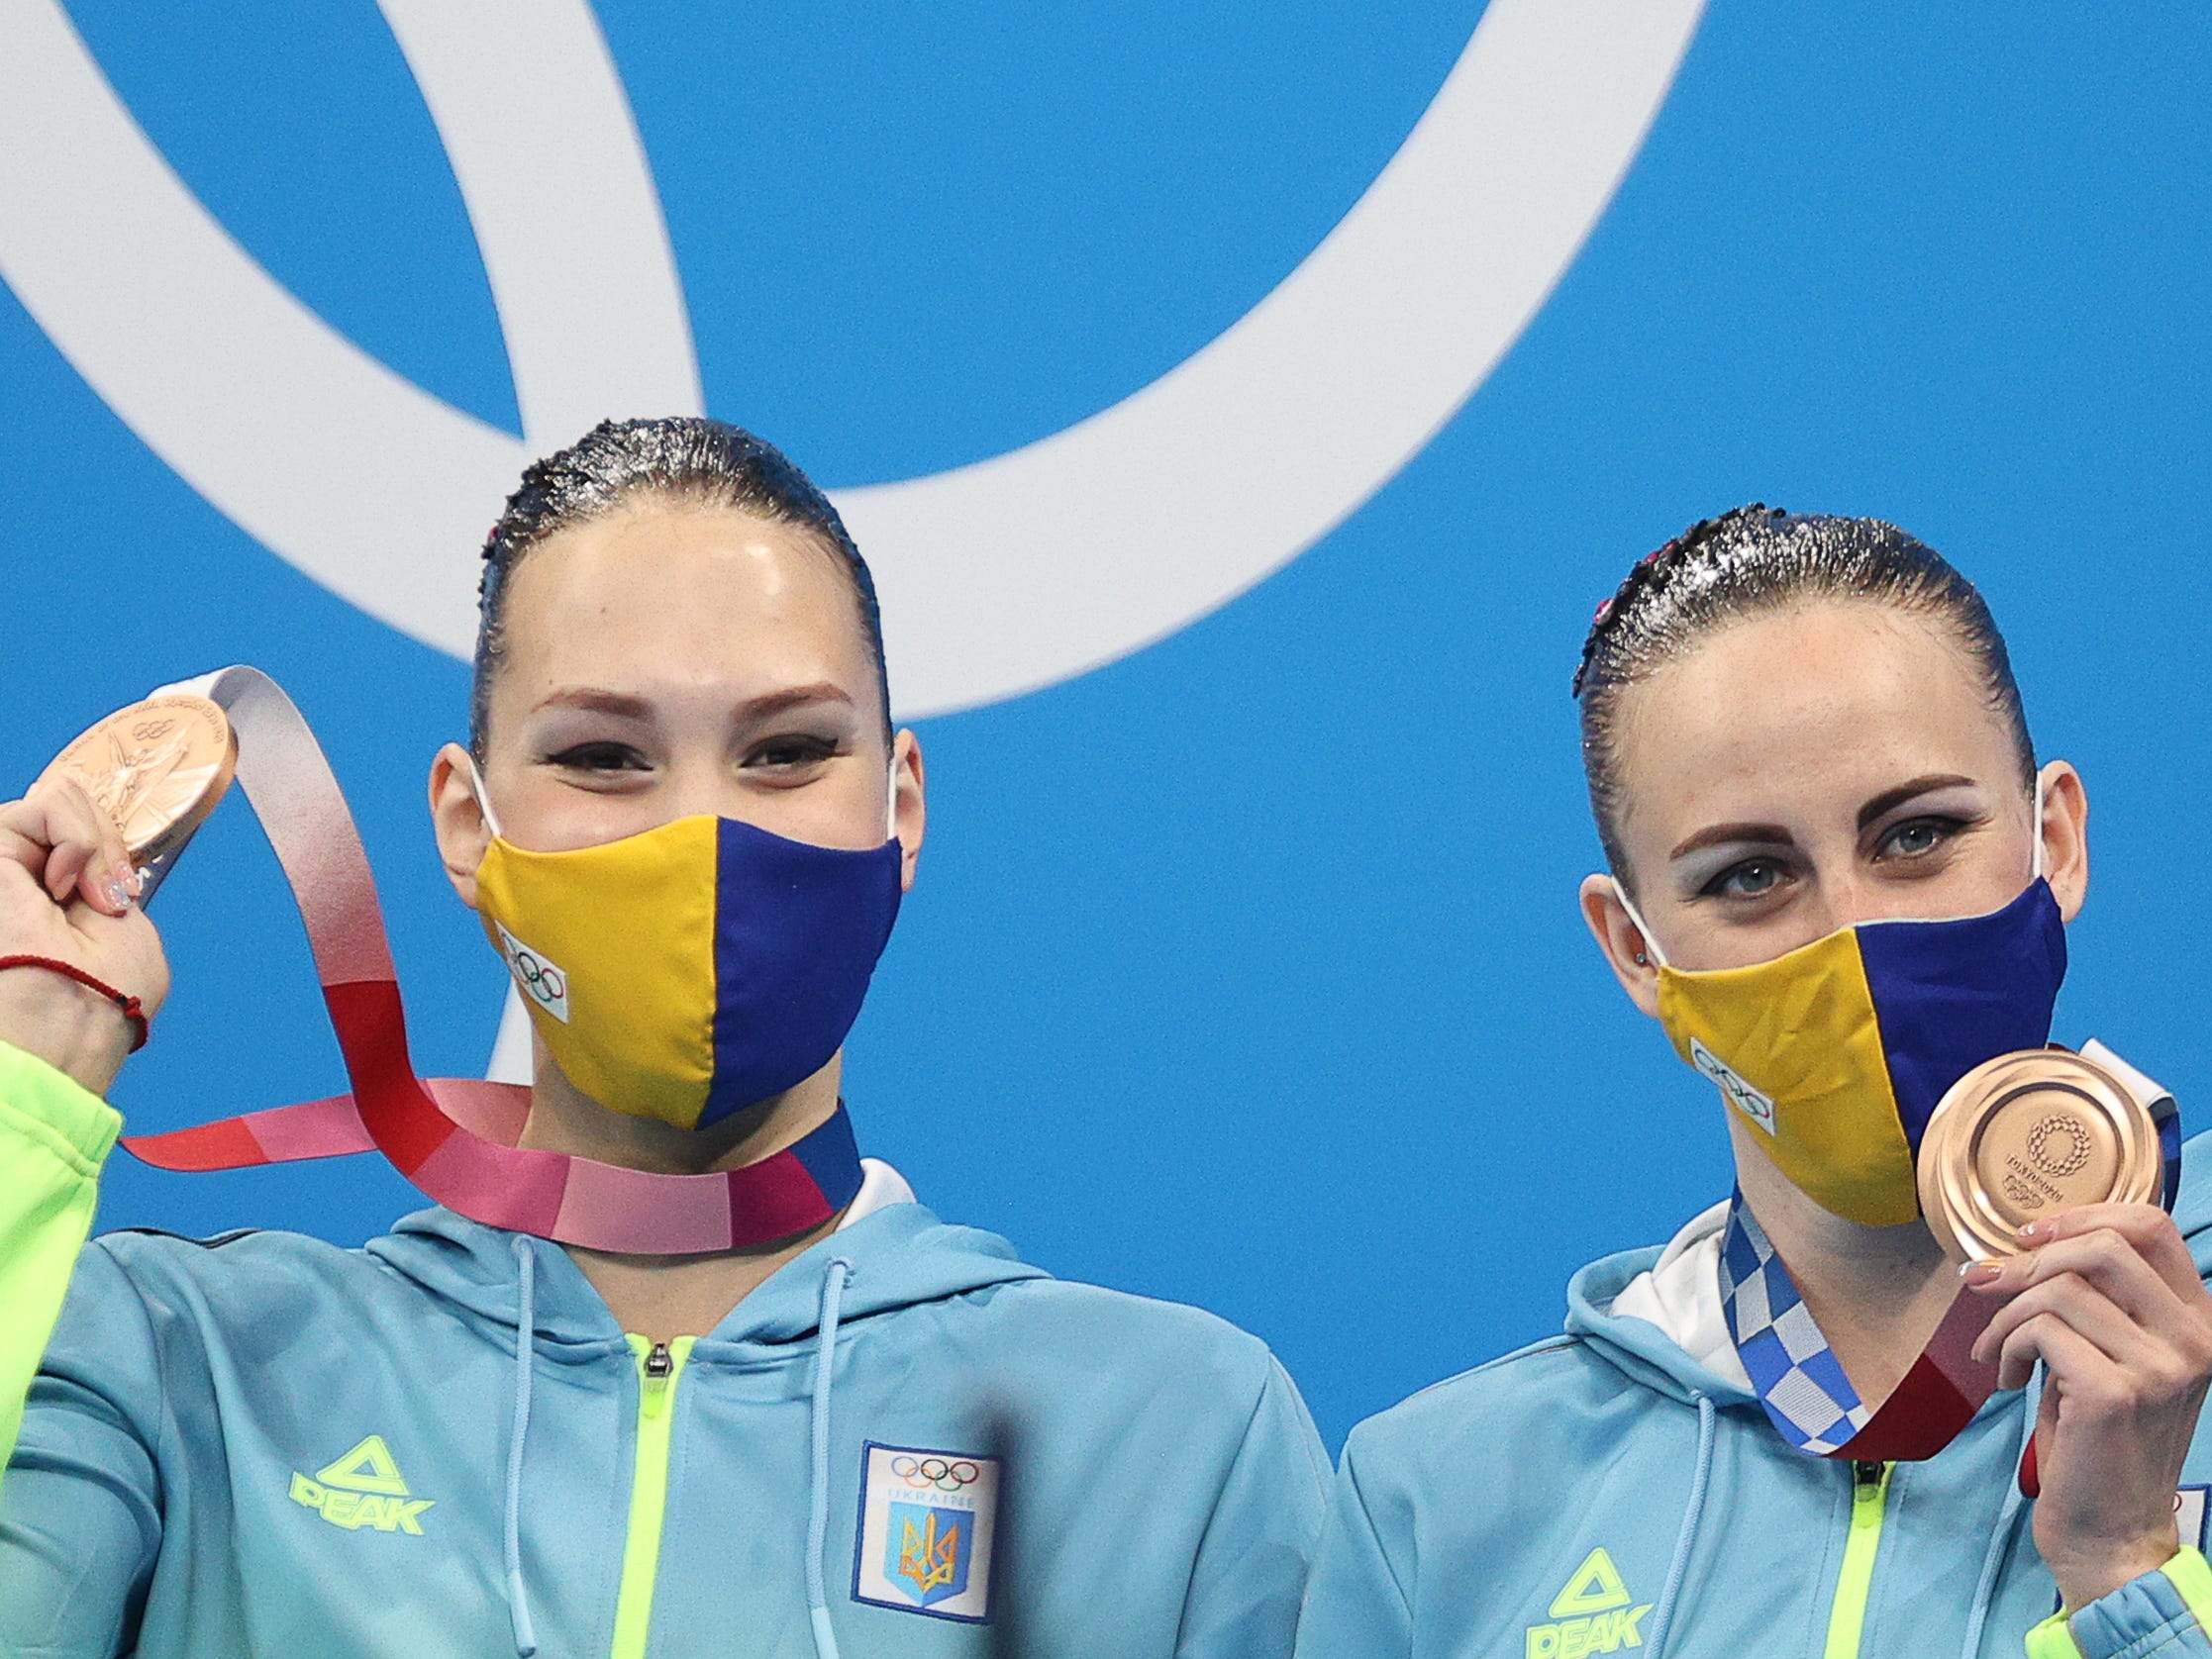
[0,417,1330,1659]
[1298,506,2212,1659]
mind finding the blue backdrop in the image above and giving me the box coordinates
[2,2,2207,1450]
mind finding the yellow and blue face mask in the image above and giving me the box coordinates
[472,804,903,1132]
[1630,878,2067,1226]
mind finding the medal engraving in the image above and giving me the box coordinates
[35,695,237,885]
[1918,1049,2163,1262]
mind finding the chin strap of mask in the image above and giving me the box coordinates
[117,666,866,1256]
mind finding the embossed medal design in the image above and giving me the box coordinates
[35,695,237,891]
[1917,1048,2164,1262]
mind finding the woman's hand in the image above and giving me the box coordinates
[1966,1204,2212,1611]
[0,779,168,1096]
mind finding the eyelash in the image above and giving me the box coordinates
[540,732,848,784]
[1698,857,1791,902]
[1695,815,1978,900]
[745,733,843,769]
[1872,814,1974,861]
[545,741,647,773]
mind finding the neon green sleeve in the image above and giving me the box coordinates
[0,1038,120,1480]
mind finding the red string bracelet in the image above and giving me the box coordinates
[0,954,149,1052]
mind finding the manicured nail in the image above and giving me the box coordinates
[1962,1260,2004,1287]
[2016,1220,2053,1243]
[104,880,135,912]
[119,864,145,898]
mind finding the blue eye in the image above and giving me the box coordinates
[1706,857,1786,900]
[1876,817,1963,861]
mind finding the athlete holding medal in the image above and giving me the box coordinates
[0,419,1329,1656]
[1295,508,2212,1658]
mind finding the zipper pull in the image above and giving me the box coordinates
[645,1342,673,1380]
[1853,1460,1881,1488]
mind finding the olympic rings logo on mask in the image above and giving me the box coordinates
[510,947,566,1005]
[891,1455,982,1492]
[493,924,572,1021]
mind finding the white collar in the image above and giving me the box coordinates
[1605,1200,1754,1390]
[838,1158,916,1228]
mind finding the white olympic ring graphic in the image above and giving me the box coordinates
[892,1455,982,1492]
[0,0,1704,720]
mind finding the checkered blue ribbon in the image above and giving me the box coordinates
[1719,1052,2184,1463]
[1718,1195,1874,1456]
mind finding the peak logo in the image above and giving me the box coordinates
[289,1433,437,1535]
[0,0,1702,719]
[1525,1547,1653,1659]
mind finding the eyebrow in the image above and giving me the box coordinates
[534,682,857,723]
[1666,773,1982,861]
[1669,821,1792,860]
[1853,773,1976,830]
[536,687,654,720]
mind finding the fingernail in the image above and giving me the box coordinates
[2017,1220,2053,1243]
[119,864,145,898]
[1962,1260,2004,1287]
[104,880,135,912]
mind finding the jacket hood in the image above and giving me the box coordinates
[1565,1238,1760,1410]
[366,1200,1050,1358]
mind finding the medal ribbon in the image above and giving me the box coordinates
[1720,1100,2180,1464]
[115,666,867,1256]
[1720,1194,2000,1460]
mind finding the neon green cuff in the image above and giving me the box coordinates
[2167,1548,2212,1640]
[2022,1608,2074,1659]
[0,1038,121,1175]
[0,1036,121,1480]
[2024,1547,2212,1659]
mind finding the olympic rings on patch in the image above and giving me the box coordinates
[510,946,565,1005]
[890,1455,982,1492]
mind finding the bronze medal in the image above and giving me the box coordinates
[35,695,238,886]
[1917,1048,2164,1263]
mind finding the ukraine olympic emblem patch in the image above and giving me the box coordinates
[853,1441,1000,1622]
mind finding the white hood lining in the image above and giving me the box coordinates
[1605,1200,1754,1391]
[838,1158,915,1229]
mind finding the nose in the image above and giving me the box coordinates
[656,756,747,826]
[1813,865,1925,930]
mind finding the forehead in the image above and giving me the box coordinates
[1612,602,2019,837]
[495,502,871,692]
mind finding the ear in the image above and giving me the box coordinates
[1580,872,1662,1019]
[891,729,927,893]
[428,742,494,911]
[2036,760,2089,923]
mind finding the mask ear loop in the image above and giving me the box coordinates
[2029,770,2047,884]
[1610,877,1670,971]
[884,758,901,842]
[466,755,506,843]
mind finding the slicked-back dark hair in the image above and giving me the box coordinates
[470,417,889,757]
[1573,504,2035,885]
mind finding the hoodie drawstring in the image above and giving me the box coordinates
[1644,1394,1715,1659]
[1961,1382,2038,1659]
[808,1257,855,1659]
[505,1235,541,1658]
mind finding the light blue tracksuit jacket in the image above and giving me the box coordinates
[1,1198,1328,1656]
[1294,1134,2212,1659]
